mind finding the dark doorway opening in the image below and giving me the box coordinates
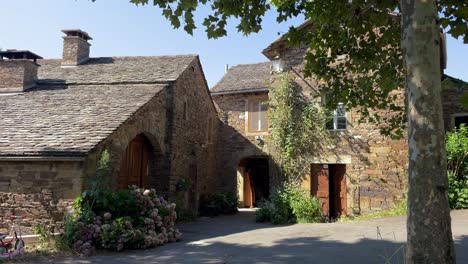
[118,134,152,189]
[311,164,347,221]
[238,157,270,208]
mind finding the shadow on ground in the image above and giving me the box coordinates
[34,210,468,264]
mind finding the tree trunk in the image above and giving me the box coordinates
[401,0,456,263]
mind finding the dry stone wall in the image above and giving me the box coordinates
[0,160,82,234]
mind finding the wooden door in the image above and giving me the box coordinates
[118,135,151,189]
[332,164,347,216]
[243,171,253,208]
[311,164,330,216]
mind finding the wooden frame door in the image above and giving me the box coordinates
[332,164,347,217]
[311,164,347,218]
[311,164,330,216]
[118,135,151,189]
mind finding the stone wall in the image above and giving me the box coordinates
[0,160,83,233]
[282,45,409,214]
[93,85,169,194]
[213,44,410,214]
[212,92,281,196]
[89,58,219,213]
[0,60,38,92]
[168,59,219,211]
[61,36,91,66]
[442,76,468,131]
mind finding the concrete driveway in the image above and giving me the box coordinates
[38,209,468,263]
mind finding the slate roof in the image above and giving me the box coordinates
[0,84,166,157]
[211,62,273,94]
[0,54,198,157]
[262,20,313,60]
[39,56,197,84]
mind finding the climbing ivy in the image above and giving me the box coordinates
[267,74,331,182]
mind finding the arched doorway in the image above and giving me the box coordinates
[237,157,270,208]
[118,134,153,189]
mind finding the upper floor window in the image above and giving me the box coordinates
[247,100,268,133]
[326,102,347,131]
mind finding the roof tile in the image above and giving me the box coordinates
[211,62,273,94]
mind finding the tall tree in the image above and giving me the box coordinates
[102,0,467,262]
[401,1,455,262]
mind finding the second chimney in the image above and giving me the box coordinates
[61,29,92,66]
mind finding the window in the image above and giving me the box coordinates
[247,100,268,133]
[326,102,347,130]
[454,115,468,129]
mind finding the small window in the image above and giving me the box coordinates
[454,115,468,129]
[247,100,268,133]
[183,100,188,120]
[327,102,347,130]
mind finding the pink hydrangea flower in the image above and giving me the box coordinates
[104,212,112,220]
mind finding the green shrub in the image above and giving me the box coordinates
[288,188,323,223]
[33,224,51,249]
[199,192,238,216]
[448,171,468,209]
[256,184,322,224]
[446,125,468,209]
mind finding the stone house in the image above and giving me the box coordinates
[212,31,468,218]
[0,29,219,231]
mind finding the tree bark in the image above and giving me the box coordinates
[401,0,456,263]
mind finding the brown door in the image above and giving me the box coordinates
[118,135,151,189]
[332,164,347,216]
[311,164,330,216]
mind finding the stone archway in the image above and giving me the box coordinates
[237,156,270,208]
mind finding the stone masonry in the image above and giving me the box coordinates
[0,59,38,93]
[0,30,219,233]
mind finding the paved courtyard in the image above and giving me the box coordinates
[39,209,468,264]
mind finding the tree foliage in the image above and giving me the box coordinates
[92,0,466,261]
[102,0,466,138]
[446,124,468,209]
[267,74,330,180]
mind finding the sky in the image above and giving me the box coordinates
[0,0,467,87]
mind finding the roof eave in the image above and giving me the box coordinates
[211,88,269,96]
[0,155,86,162]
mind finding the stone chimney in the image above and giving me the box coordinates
[61,29,92,66]
[0,50,43,93]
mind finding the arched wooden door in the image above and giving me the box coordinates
[118,135,152,189]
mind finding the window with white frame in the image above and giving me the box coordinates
[247,100,268,133]
[325,101,347,130]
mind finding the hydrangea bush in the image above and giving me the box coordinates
[57,187,181,256]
